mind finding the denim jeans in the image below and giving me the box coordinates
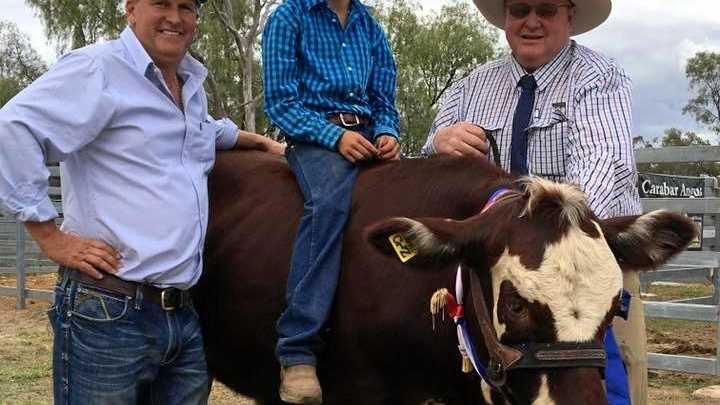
[48,272,210,404]
[276,140,360,366]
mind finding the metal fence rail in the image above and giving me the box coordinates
[0,165,61,309]
[643,256,720,375]
[637,146,720,376]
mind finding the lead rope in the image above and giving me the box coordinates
[486,132,502,168]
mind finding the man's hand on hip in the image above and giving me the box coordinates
[433,122,489,158]
[375,135,400,161]
[24,220,121,279]
[338,130,379,163]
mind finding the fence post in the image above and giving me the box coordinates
[715,266,720,376]
[15,220,26,309]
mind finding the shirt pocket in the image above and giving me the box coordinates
[195,121,217,167]
[528,111,569,179]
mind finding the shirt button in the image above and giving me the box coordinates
[349,92,355,97]
[342,42,347,47]
[347,66,353,71]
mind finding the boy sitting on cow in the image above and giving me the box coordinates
[262,0,400,402]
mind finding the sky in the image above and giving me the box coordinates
[5,0,720,143]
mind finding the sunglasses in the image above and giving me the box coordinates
[506,3,574,19]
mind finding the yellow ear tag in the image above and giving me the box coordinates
[388,233,418,263]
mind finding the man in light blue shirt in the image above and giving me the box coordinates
[0,0,282,403]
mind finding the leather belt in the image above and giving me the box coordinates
[327,112,369,128]
[60,267,191,311]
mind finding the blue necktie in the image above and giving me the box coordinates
[510,75,537,175]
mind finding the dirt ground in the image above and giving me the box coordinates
[2,275,719,404]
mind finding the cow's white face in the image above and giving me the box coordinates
[492,222,623,343]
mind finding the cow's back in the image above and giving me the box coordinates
[197,150,501,404]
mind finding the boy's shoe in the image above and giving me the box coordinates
[279,365,322,404]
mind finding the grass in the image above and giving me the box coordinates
[644,283,717,358]
[0,299,53,405]
[644,283,714,302]
[0,295,252,405]
[650,371,720,393]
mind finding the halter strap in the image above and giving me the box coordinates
[479,187,514,215]
[444,186,609,392]
[450,188,522,389]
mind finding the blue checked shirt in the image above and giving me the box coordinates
[0,27,239,289]
[262,0,399,149]
[424,41,642,219]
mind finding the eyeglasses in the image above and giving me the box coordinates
[506,3,574,19]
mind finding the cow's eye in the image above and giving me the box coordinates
[509,299,525,315]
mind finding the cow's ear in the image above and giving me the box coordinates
[601,210,697,271]
[365,216,467,267]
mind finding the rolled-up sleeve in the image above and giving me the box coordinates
[209,116,239,150]
[0,52,115,222]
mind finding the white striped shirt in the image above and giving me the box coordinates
[423,41,642,219]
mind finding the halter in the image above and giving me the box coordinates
[434,187,609,394]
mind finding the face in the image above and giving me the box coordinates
[368,178,696,405]
[504,0,575,72]
[125,0,198,70]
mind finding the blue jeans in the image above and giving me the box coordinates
[48,272,210,404]
[276,141,359,366]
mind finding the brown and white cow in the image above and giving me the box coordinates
[366,177,695,404]
[197,151,695,405]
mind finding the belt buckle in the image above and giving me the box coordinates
[161,289,177,311]
[339,113,360,127]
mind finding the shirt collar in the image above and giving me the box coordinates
[303,0,326,10]
[507,40,574,92]
[120,26,207,82]
[302,0,370,15]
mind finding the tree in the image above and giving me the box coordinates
[632,135,652,149]
[683,51,720,136]
[24,0,125,51]
[637,128,720,177]
[0,21,47,106]
[196,0,279,132]
[376,0,498,155]
[26,0,275,131]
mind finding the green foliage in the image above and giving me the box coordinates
[375,0,498,155]
[194,4,248,121]
[683,51,720,136]
[194,0,272,131]
[0,21,47,106]
[637,128,720,177]
[25,0,125,51]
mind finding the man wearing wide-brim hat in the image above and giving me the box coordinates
[423,1,645,404]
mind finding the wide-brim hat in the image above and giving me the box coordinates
[473,0,611,36]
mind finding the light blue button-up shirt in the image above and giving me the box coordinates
[0,27,239,289]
